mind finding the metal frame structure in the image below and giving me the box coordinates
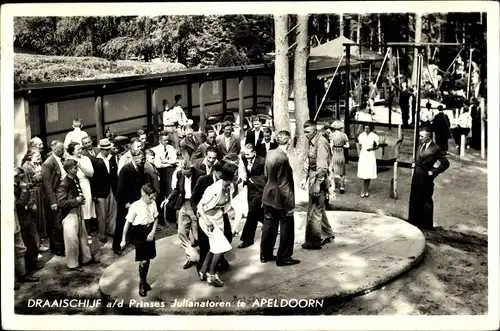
[342,41,479,159]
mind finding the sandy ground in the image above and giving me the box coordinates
[14,147,488,315]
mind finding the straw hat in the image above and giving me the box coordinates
[98,138,113,150]
[331,120,344,130]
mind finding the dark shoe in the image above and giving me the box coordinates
[144,283,152,291]
[276,258,301,267]
[320,236,335,246]
[191,240,199,248]
[139,284,147,297]
[340,188,345,194]
[260,255,277,263]
[238,241,253,249]
[198,271,207,281]
[183,260,196,270]
[69,267,84,272]
[99,236,108,244]
[19,275,39,282]
[52,250,65,257]
[82,259,98,266]
[302,243,322,250]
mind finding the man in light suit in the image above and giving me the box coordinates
[256,127,278,158]
[260,130,300,267]
[41,140,66,256]
[238,144,266,248]
[216,121,240,160]
[408,127,450,230]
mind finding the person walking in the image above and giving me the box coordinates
[408,127,450,229]
[329,120,350,193]
[356,124,379,197]
[260,130,300,267]
[432,105,452,154]
[245,116,264,147]
[120,183,159,297]
[56,159,93,272]
[452,106,472,151]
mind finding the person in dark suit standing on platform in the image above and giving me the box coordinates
[113,150,153,254]
[256,127,278,158]
[408,127,450,230]
[41,140,66,256]
[216,121,240,159]
[192,147,218,175]
[180,124,205,163]
[245,116,264,147]
[260,130,300,267]
[192,129,217,160]
[238,144,266,249]
[92,139,118,243]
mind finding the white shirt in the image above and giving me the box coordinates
[184,176,192,199]
[97,153,111,173]
[152,143,177,168]
[171,105,188,126]
[53,155,67,179]
[202,158,213,174]
[126,199,158,226]
[458,113,472,129]
[224,136,231,150]
[254,129,262,145]
[64,128,88,149]
[420,108,434,122]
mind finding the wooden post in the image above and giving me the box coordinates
[460,134,466,157]
[252,74,258,112]
[239,77,245,144]
[222,77,227,115]
[344,46,351,137]
[95,96,103,142]
[146,88,153,131]
[390,161,398,199]
[151,88,159,144]
[187,79,193,119]
[199,81,206,133]
[480,98,486,159]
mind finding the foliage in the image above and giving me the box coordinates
[14,53,186,87]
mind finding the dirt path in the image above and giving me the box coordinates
[14,149,488,315]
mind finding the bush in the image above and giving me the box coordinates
[14,53,187,88]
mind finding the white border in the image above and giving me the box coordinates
[1,2,499,330]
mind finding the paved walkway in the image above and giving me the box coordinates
[99,211,425,314]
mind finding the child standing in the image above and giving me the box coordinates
[121,183,158,297]
[302,169,336,250]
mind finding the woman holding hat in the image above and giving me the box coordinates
[329,120,350,194]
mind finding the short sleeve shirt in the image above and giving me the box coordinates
[126,199,158,226]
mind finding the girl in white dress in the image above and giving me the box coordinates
[67,142,96,232]
[356,124,379,197]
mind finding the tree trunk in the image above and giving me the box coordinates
[377,14,382,53]
[411,13,422,85]
[273,14,291,133]
[294,14,310,159]
[339,13,343,37]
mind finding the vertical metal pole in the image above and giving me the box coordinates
[344,46,351,137]
[466,47,474,100]
[480,97,486,159]
[199,81,206,133]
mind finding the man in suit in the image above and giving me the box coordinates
[180,124,205,163]
[192,146,218,175]
[192,128,217,160]
[163,162,204,269]
[408,127,450,230]
[245,116,264,147]
[81,136,100,160]
[41,140,66,256]
[191,161,231,273]
[238,144,266,249]
[256,127,278,158]
[261,130,300,267]
[216,121,240,159]
[57,159,93,272]
[117,138,144,174]
[113,150,153,254]
[432,105,452,153]
[92,139,118,243]
[399,81,411,127]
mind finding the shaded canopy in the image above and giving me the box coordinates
[310,36,384,62]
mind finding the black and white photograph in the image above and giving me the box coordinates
[1,1,499,330]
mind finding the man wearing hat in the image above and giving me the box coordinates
[91,138,118,243]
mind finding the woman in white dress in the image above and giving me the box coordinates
[66,142,96,233]
[356,124,379,197]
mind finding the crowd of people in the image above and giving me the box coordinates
[14,88,453,296]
